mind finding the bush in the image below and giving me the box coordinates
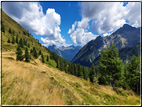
[47,59,57,68]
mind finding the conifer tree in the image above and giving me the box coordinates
[9,28,11,34]
[28,43,30,48]
[71,63,75,75]
[12,36,15,44]
[77,64,81,77]
[33,47,38,58]
[99,44,124,87]
[30,48,33,54]
[89,63,95,83]
[39,50,42,55]
[19,38,23,48]
[126,56,140,94]
[1,24,5,33]
[41,54,44,63]
[46,55,49,61]
[7,38,10,43]
[16,35,19,44]
[16,45,24,61]
[74,64,78,76]
[23,38,27,46]
[65,64,68,73]
[33,47,36,52]
[25,47,30,62]
[83,67,88,80]
[57,59,60,69]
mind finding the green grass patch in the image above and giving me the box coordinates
[89,87,99,95]
[46,59,57,68]
[102,94,118,105]
[64,88,81,105]
[113,87,128,97]
[74,82,82,88]
[77,88,100,105]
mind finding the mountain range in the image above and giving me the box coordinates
[72,24,140,67]
[48,45,81,62]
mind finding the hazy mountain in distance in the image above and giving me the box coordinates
[48,45,81,62]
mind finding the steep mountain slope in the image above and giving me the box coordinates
[119,43,140,64]
[72,24,140,67]
[48,45,81,62]
[93,43,140,66]
[72,36,104,66]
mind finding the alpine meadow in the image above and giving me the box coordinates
[1,1,141,106]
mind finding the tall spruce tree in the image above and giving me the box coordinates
[23,38,27,46]
[99,44,124,87]
[31,47,38,58]
[16,45,24,61]
[9,28,11,34]
[57,59,60,69]
[7,38,10,43]
[33,49,38,58]
[41,54,44,63]
[39,50,42,55]
[46,55,49,61]
[19,38,23,48]
[12,36,15,44]
[77,64,81,77]
[30,48,33,54]
[25,47,30,62]
[89,63,95,83]
[16,35,19,44]
[126,56,140,94]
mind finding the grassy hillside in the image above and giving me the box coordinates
[1,10,48,55]
[1,10,140,105]
[2,53,140,105]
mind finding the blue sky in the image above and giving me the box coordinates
[39,2,81,45]
[2,2,141,47]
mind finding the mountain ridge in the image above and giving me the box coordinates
[72,24,140,67]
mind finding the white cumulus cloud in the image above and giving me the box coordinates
[68,2,141,46]
[80,2,140,34]
[77,18,90,29]
[2,2,66,47]
[70,27,97,45]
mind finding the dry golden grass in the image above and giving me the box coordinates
[2,53,140,105]
[2,54,65,105]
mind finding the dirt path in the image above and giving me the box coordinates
[1,52,15,54]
